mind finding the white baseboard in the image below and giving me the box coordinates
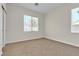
[45,36,79,48]
[6,36,44,44]
[5,35,79,48]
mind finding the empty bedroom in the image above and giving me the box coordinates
[0,3,79,56]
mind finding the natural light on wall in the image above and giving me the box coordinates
[24,15,39,32]
[71,7,79,33]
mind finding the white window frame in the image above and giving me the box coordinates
[24,15,39,32]
[71,7,79,33]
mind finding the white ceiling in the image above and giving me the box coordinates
[9,3,64,14]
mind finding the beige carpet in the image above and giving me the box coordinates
[3,38,79,56]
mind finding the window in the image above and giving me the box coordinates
[71,7,79,33]
[24,15,39,32]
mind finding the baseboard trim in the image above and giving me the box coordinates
[5,36,79,48]
[5,37,45,46]
[45,36,79,48]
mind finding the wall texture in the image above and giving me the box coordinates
[6,4,45,43]
[45,4,79,47]
[0,3,3,55]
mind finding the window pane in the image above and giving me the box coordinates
[71,7,79,33]
[32,17,38,31]
[72,8,79,25]
[24,15,31,32]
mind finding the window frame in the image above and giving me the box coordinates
[71,7,79,33]
[24,15,39,32]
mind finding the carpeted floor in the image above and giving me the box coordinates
[3,38,79,56]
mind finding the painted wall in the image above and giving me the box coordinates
[6,4,45,43]
[0,3,2,55]
[6,3,79,47]
[45,4,79,47]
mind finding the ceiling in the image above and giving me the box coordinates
[9,3,64,14]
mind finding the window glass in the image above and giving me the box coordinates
[32,17,38,31]
[24,15,31,31]
[24,15,39,32]
[71,7,79,33]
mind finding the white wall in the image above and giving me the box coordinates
[0,3,2,55]
[45,4,79,47]
[6,4,45,43]
[6,3,79,47]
